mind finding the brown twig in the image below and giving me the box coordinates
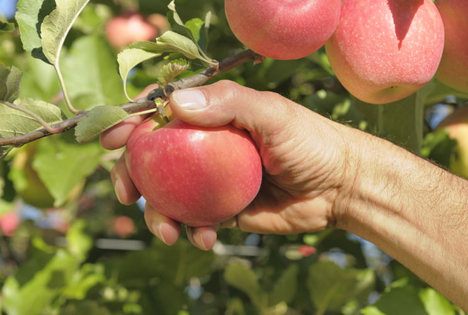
[0,49,261,147]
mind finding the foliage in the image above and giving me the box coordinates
[0,0,466,314]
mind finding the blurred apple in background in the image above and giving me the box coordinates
[434,0,468,93]
[437,106,468,179]
[0,211,20,237]
[105,12,158,49]
[113,216,135,238]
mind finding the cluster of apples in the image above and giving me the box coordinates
[125,0,468,228]
[226,0,468,104]
[105,12,169,50]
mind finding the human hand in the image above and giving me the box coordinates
[101,81,357,250]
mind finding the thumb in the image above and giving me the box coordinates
[168,80,301,139]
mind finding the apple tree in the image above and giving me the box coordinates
[0,0,467,314]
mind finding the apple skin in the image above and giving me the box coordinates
[435,0,468,93]
[325,0,445,104]
[105,13,158,49]
[437,106,468,179]
[224,0,342,60]
[125,117,262,227]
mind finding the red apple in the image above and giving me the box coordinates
[125,117,262,227]
[435,0,468,93]
[113,216,135,238]
[224,0,342,60]
[298,245,317,257]
[0,211,20,237]
[325,0,445,104]
[105,12,158,49]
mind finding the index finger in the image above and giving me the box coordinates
[100,84,159,150]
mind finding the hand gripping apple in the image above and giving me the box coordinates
[125,116,262,227]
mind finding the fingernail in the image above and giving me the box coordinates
[151,222,167,245]
[173,89,207,110]
[111,173,124,204]
[196,230,217,251]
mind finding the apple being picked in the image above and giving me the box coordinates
[325,0,445,104]
[105,12,158,49]
[224,0,342,60]
[125,117,262,227]
[435,0,468,93]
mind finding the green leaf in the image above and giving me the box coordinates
[419,288,456,315]
[2,250,80,315]
[157,59,190,86]
[33,139,102,207]
[0,22,15,33]
[59,301,111,315]
[361,283,428,315]
[0,98,65,138]
[167,1,211,56]
[224,262,262,309]
[114,239,215,288]
[40,0,90,65]
[61,35,128,110]
[117,48,161,102]
[353,91,425,153]
[62,264,106,301]
[0,64,22,102]
[308,260,375,312]
[269,264,299,306]
[66,220,93,261]
[130,31,210,64]
[19,55,61,102]
[15,0,55,61]
[75,105,131,144]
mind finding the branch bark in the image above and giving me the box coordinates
[0,49,262,147]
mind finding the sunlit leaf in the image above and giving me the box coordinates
[308,260,374,312]
[0,98,65,138]
[224,262,262,309]
[157,59,190,86]
[117,48,161,101]
[33,140,102,207]
[62,35,127,111]
[2,250,80,315]
[130,31,211,64]
[419,288,456,315]
[15,0,55,62]
[40,0,90,65]
[66,220,93,261]
[361,283,428,315]
[75,105,131,144]
[269,264,299,306]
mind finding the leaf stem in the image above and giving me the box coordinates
[1,101,62,134]
[0,49,261,147]
[55,65,82,115]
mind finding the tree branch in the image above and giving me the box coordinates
[0,49,262,147]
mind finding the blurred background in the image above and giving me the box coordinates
[0,0,466,314]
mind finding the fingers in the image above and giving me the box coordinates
[186,226,217,251]
[100,115,146,150]
[144,203,217,250]
[144,203,181,246]
[111,154,141,205]
[100,84,159,150]
[169,80,301,142]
